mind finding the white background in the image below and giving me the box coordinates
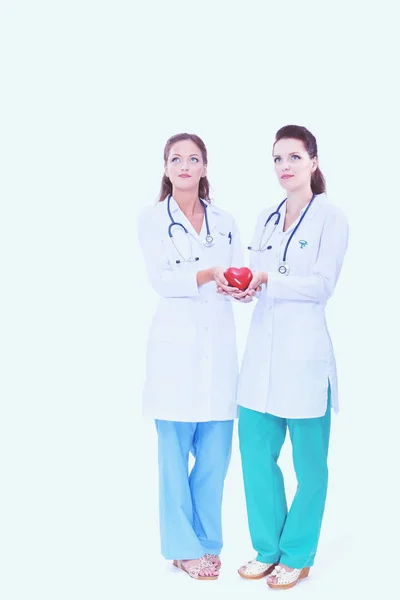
[1,1,399,599]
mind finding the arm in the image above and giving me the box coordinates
[197,268,219,287]
[267,207,349,303]
[138,209,231,297]
[138,208,200,298]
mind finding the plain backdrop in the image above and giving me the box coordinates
[1,1,399,599]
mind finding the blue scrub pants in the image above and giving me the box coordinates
[155,419,234,560]
[238,396,331,569]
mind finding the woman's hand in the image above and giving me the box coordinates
[232,294,255,303]
[232,271,268,300]
[197,266,240,290]
[212,267,240,294]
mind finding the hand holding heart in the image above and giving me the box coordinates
[220,268,268,300]
[235,270,268,298]
[211,266,240,292]
[213,266,268,298]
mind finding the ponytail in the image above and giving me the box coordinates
[311,167,326,194]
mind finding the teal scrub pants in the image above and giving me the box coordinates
[238,395,331,569]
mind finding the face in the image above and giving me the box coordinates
[273,138,317,192]
[164,139,207,193]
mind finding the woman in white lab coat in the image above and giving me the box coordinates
[232,125,349,590]
[138,133,243,580]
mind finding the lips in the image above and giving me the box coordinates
[281,174,294,179]
[179,174,191,178]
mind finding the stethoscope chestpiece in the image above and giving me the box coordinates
[278,264,290,275]
[204,234,214,247]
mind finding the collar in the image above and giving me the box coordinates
[279,193,327,235]
[282,192,327,219]
[168,195,220,215]
[303,192,327,219]
[165,195,222,238]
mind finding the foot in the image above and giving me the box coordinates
[180,557,219,579]
[204,554,221,570]
[238,558,276,579]
[267,563,294,585]
[266,564,310,589]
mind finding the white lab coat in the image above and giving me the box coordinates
[138,197,243,422]
[237,193,349,419]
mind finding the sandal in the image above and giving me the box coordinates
[238,558,276,579]
[204,554,221,569]
[173,557,219,580]
[267,565,310,589]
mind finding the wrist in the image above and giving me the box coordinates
[260,271,268,284]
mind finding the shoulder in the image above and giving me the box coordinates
[319,195,349,229]
[255,202,280,226]
[206,201,237,225]
[138,202,165,229]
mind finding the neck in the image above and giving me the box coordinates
[286,187,314,214]
[172,189,202,217]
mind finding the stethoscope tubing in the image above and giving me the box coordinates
[250,195,315,264]
[167,194,212,242]
[166,194,214,263]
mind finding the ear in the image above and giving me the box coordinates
[311,157,318,173]
[201,165,207,178]
[164,164,169,178]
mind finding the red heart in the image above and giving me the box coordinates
[224,267,253,290]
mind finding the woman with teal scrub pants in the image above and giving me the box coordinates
[230,125,349,590]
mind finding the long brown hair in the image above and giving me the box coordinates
[158,133,211,202]
[274,125,326,194]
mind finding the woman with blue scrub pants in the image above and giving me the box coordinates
[138,133,243,580]
[230,126,349,590]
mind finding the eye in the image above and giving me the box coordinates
[171,156,180,163]
[274,157,281,163]
[291,154,301,160]
[190,156,199,163]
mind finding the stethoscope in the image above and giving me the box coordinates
[248,194,315,275]
[167,194,214,264]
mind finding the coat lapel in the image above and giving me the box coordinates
[168,198,222,246]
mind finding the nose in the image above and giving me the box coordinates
[281,161,290,171]
[181,162,189,171]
